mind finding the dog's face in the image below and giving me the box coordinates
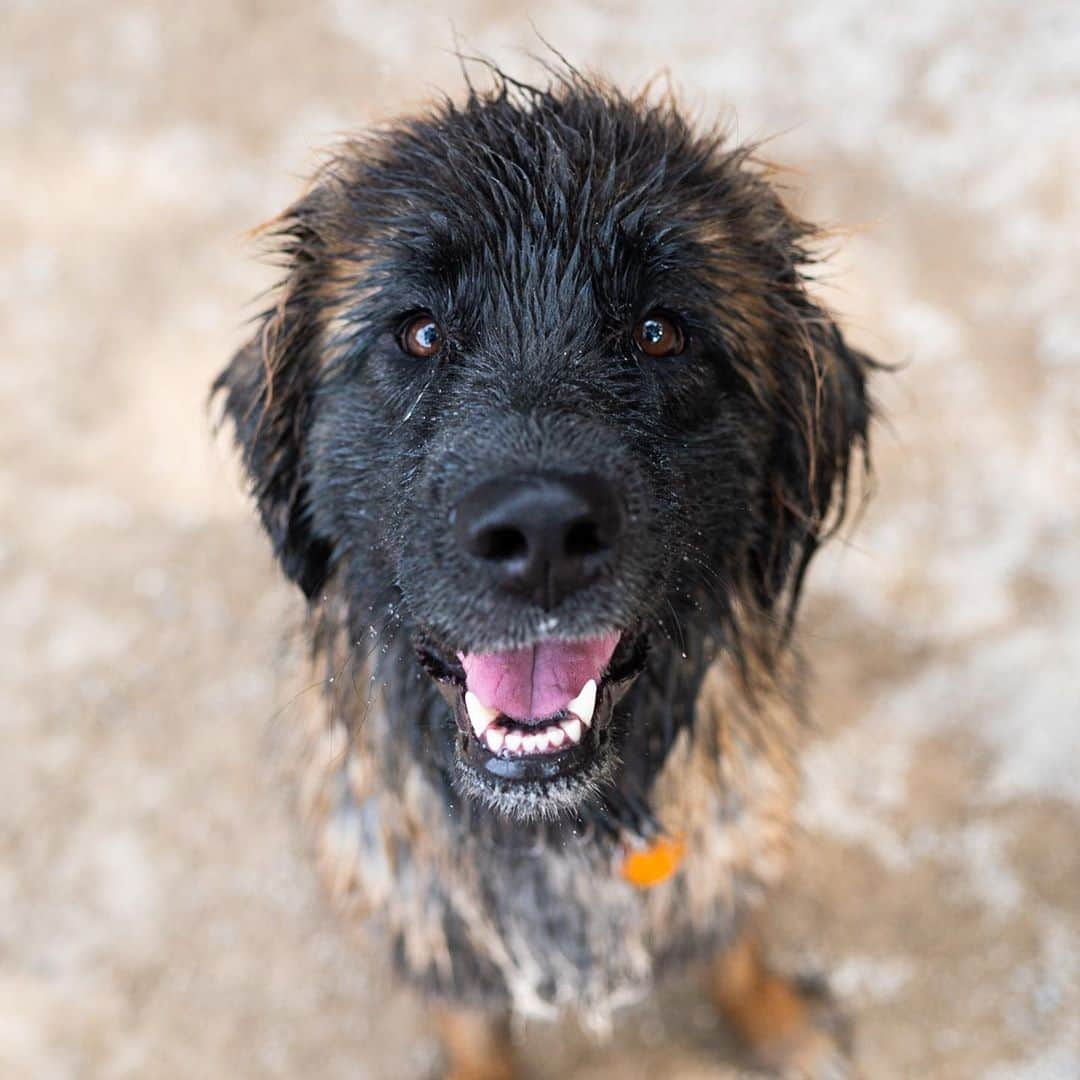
[218,77,870,821]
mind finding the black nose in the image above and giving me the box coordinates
[453,472,622,609]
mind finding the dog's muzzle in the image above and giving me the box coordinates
[413,465,648,808]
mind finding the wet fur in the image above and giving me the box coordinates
[216,69,873,1030]
[303,620,803,1027]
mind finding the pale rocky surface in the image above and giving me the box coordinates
[3,2,1078,1077]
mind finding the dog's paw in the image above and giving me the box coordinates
[710,939,856,1080]
[444,1064,518,1080]
[433,1006,520,1080]
[750,976,855,1080]
[752,1031,851,1080]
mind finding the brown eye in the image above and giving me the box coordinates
[399,313,442,358]
[633,312,685,358]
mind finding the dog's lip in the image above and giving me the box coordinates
[414,638,468,685]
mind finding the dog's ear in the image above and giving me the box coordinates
[695,158,875,641]
[213,193,335,599]
[748,306,873,633]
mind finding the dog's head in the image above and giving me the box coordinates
[217,73,871,822]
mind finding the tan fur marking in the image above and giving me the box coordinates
[432,1006,518,1080]
[711,934,848,1077]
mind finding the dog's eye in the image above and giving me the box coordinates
[633,312,685,358]
[399,313,442,358]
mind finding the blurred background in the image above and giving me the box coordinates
[3,1,1078,1076]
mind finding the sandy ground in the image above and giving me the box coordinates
[3,2,1079,1077]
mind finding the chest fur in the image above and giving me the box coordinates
[305,657,802,1024]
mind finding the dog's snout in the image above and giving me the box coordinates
[454,472,621,609]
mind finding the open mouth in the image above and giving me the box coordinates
[418,629,648,796]
[463,676,598,758]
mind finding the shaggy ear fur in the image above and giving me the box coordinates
[699,159,874,639]
[213,193,335,599]
[751,309,872,634]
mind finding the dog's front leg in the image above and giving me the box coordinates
[432,1005,518,1080]
[709,933,852,1078]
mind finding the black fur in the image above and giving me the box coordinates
[216,68,871,865]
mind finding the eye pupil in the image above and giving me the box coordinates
[642,319,664,344]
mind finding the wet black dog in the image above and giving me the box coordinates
[217,69,872,1077]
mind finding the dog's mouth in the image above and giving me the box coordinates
[417,629,648,811]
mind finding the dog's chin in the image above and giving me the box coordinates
[451,732,619,823]
[417,630,648,823]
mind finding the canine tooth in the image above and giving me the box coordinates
[522,733,538,755]
[548,726,566,749]
[485,726,505,754]
[566,679,597,727]
[561,717,582,744]
[465,691,498,736]
[504,730,523,754]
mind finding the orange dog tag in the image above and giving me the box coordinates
[619,835,686,889]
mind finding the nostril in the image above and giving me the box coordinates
[476,525,529,563]
[564,517,607,559]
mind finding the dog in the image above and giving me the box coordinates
[216,68,873,1078]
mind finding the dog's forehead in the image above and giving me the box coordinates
[356,96,724,292]
[316,89,789,364]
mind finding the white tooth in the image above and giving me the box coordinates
[465,691,498,736]
[485,726,505,754]
[561,716,582,744]
[505,730,523,754]
[548,726,566,749]
[522,733,538,755]
[566,679,597,727]
[534,730,550,753]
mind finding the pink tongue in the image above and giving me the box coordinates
[459,633,621,721]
